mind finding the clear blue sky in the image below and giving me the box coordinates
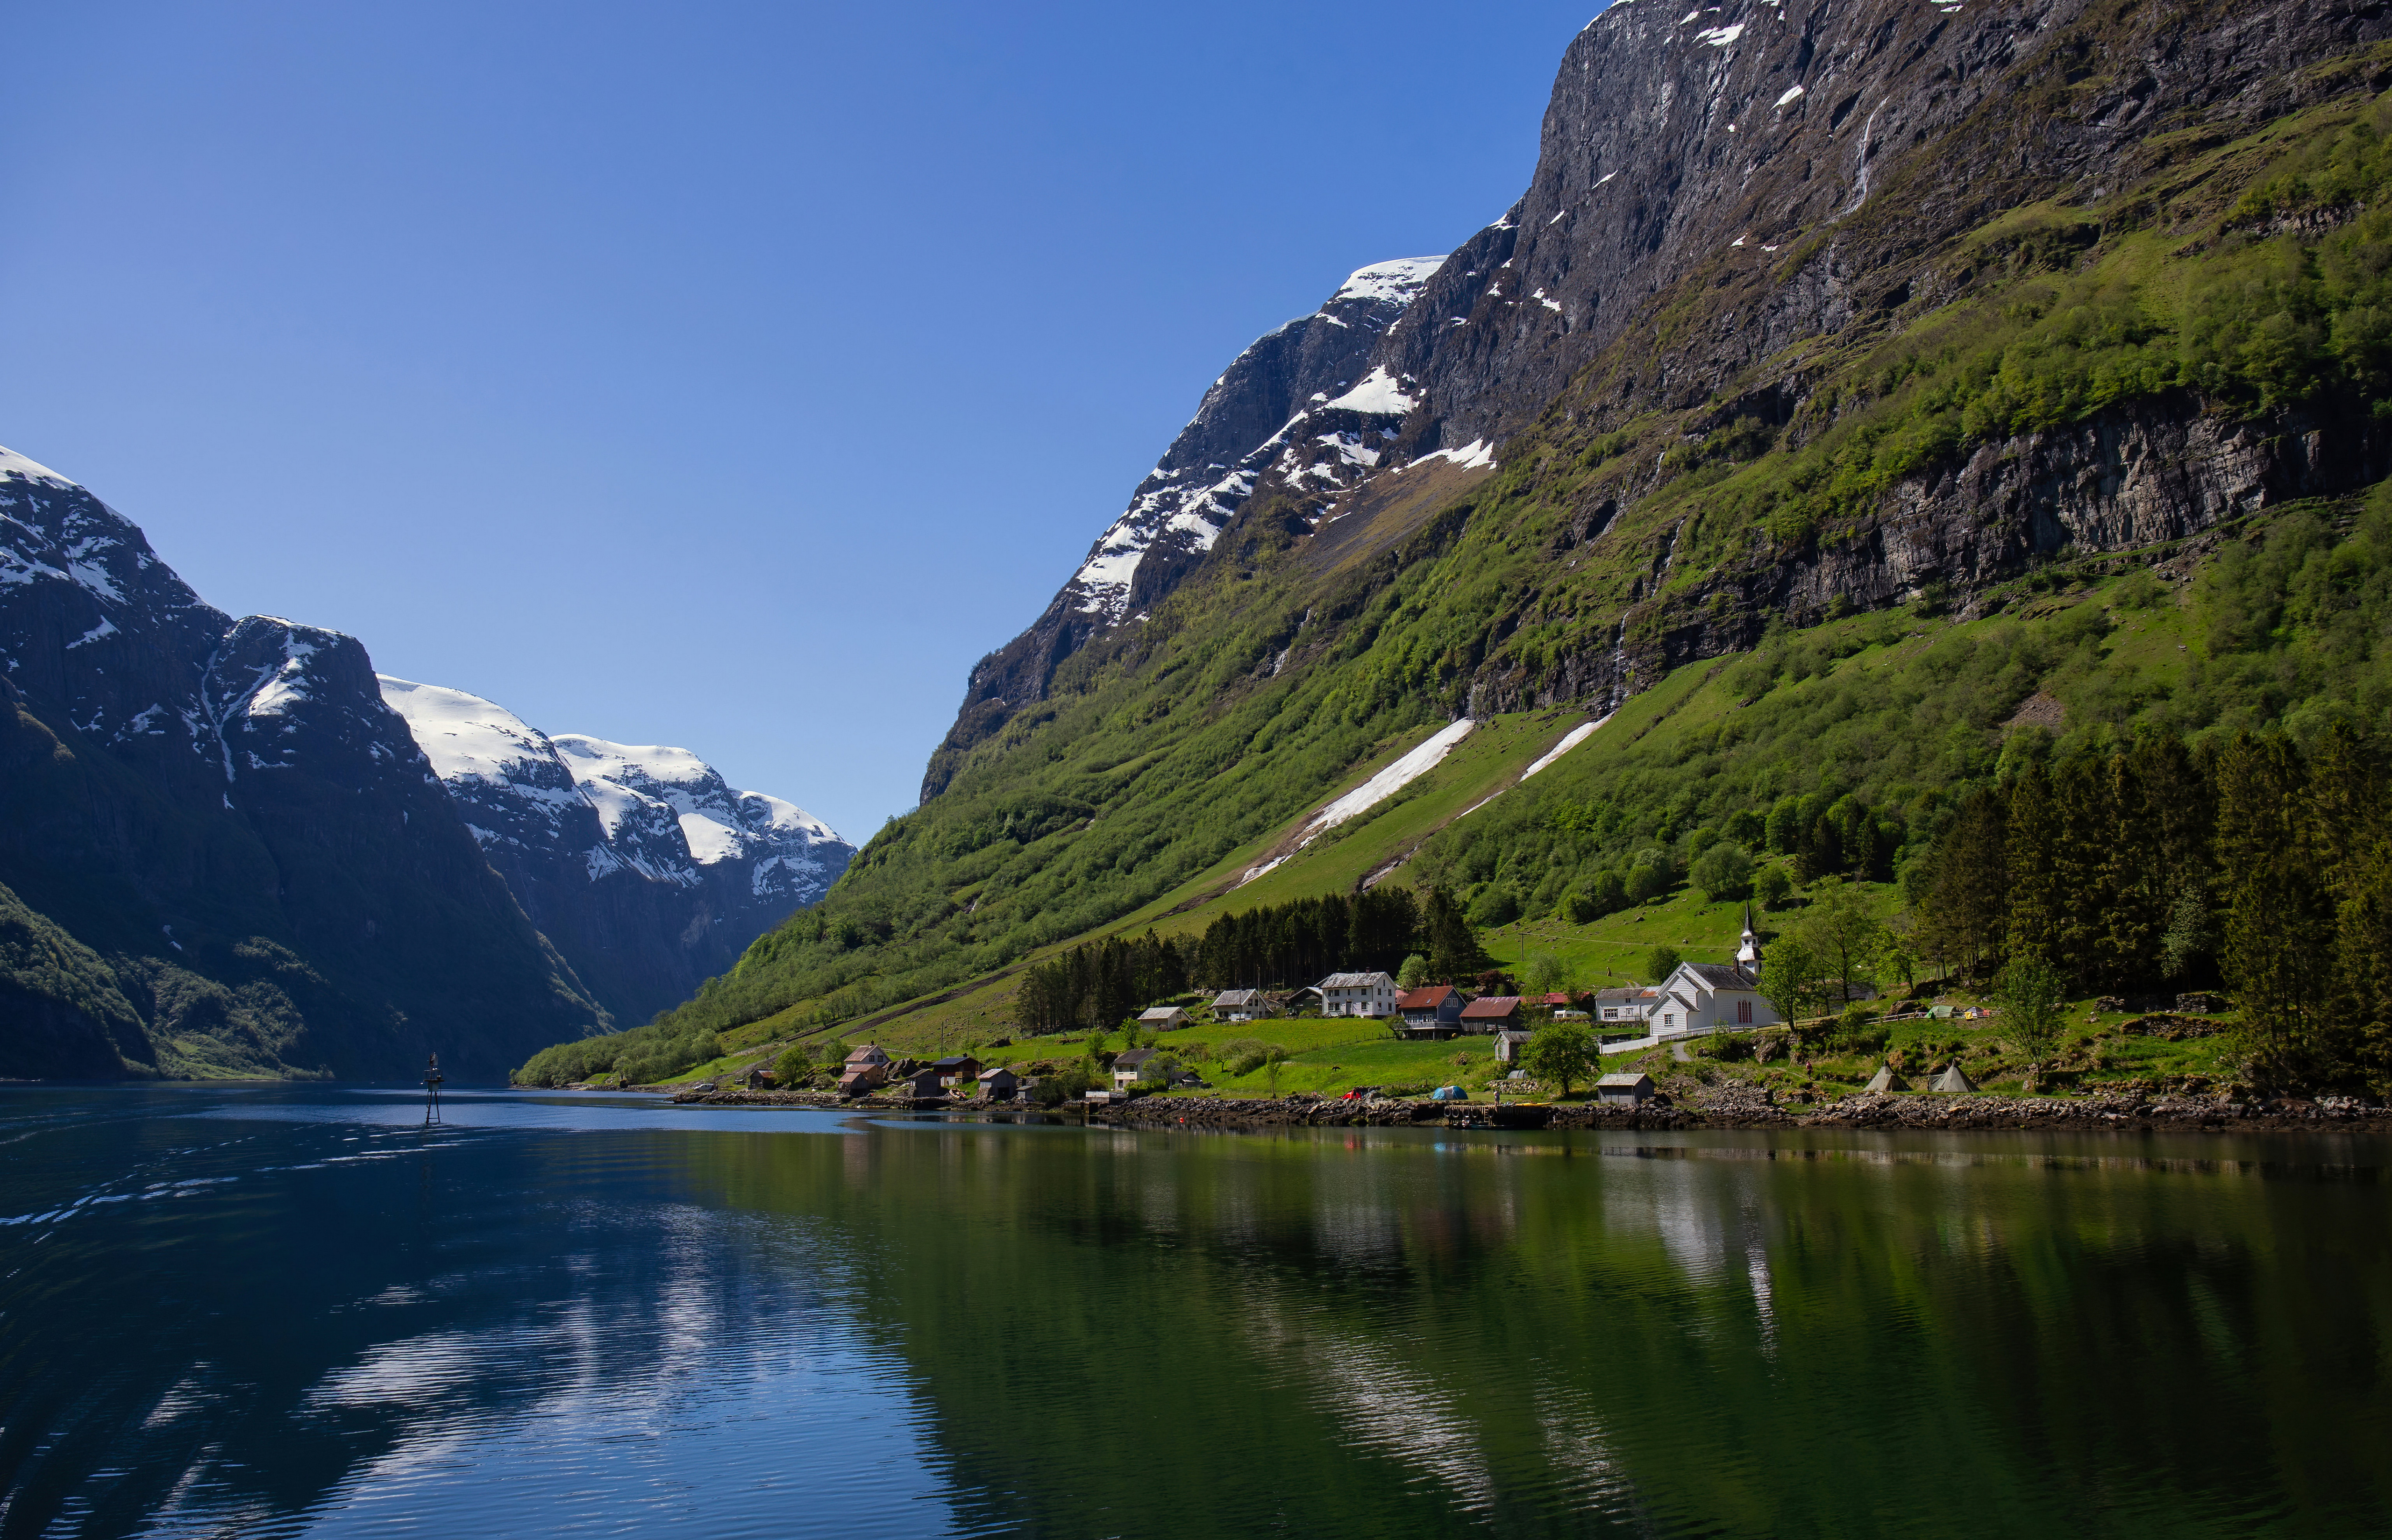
[0,1,1601,841]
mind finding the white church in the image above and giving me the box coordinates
[1639,904,1784,1039]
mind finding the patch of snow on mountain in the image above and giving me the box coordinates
[1775,84,1806,106]
[244,634,320,719]
[0,447,79,488]
[1323,367,1417,415]
[678,812,745,865]
[1303,718,1475,842]
[1331,257,1446,306]
[379,677,553,781]
[1406,440,1498,472]
[1519,715,1611,781]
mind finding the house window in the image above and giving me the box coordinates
[1737,999,1752,1024]
[1663,1013,1675,1029]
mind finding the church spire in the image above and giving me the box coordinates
[1736,901,1761,973]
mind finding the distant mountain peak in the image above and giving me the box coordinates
[378,675,852,1014]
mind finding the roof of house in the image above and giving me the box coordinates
[977,1065,1018,1081]
[1213,988,1264,1006]
[1538,993,1571,1005]
[1679,962,1760,989]
[1494,1029,1534,1043]
[1459,995,1523,1019]
[1138,1006,1186,1020]
[1320,971,1395,989]
[932,1055,980,1070]
[1598,1072,1653,1089]
[1592,986,1658,1003]
[844,1045,886,1063]
[1396,985,1460,1010]
[1115,1047,1158,1068]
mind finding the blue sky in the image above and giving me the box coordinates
[0,1,1602,840]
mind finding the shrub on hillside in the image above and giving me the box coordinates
[1691,842,1755,901]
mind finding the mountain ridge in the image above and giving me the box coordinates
[0,450,845,1078]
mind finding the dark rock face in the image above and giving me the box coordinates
[1390,0,2392,454]
[0,451,608,1081]
[919,259,1446,801]
[378,678,854,1026]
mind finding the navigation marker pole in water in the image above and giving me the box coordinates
[423,1053,446,1125]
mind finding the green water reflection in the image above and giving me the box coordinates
[663,1121,2392,1537]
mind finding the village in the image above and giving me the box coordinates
[668,905,2249,1116]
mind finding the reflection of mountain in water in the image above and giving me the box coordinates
[5,1090,2385,1538]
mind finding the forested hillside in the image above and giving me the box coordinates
[518,0,2392,1094]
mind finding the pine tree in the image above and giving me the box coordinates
[2216,733,2336,1089]
[2006,764,2064,971]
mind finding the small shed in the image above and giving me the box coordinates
[1493,1029,1535,1064]
[977,1065,1021,1101]
[899,1066,947,1099]
[1928,1062,1978,1093]
[1863,1063,1910,1093]
[1596,1072,1655,1105]
[1138,1006,1191,1031]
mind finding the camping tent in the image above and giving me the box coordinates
[1863,1064,1910,1093]
[1928,1062,1978,1093]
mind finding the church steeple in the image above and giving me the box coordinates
[1736,901,1761,974]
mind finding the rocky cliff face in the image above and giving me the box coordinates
[928,0,2392,761]
[920,258,1448,800]
[379,678,852,1025]
[0,449,609,1080]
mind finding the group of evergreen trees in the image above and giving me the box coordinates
[1912,727,2392,1092]
[1187,888,1422,992]
[1011,930,1189,1035]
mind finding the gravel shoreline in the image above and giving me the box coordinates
[662,1085,2389,1134]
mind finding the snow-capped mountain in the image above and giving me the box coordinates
[0,448,610,1080]
[921,257,1447,798]
[380,678,852,1024]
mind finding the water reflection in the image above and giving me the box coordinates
[0,1088,2385,1537]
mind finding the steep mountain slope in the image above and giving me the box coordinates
[922,257,1447,798]
[0,450,607,1080]
[530,0,2392,1077]
[379,678,851,1024]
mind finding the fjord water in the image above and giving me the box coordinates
[2,1089,2386,1538]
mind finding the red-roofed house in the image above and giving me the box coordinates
[1395,985,1470,1038]
[1459,995,1523,1033]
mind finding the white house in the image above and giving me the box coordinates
[1212,988,1270,1022]
[1591,986,1661,1029]
[1317,971,1398,1018]
[1646,907,1781,1036]
[1137,1005,1190,1032]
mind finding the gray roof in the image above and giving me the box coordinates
[1597,1072,1653,1089]
[1213,989,1264,1006]
[1680,963,1759,989]
[977,1065,1018,1080]
[1593,986,1657,1003]
[1320,972,1395,989]
[1138,1006,1186,1020]
[1115,1048,1158,1067]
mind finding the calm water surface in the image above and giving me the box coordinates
[1,1085,2387,1537]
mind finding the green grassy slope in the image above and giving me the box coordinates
[517,57,2392,1089]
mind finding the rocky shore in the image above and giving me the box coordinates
[660,1084,2389,1135]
